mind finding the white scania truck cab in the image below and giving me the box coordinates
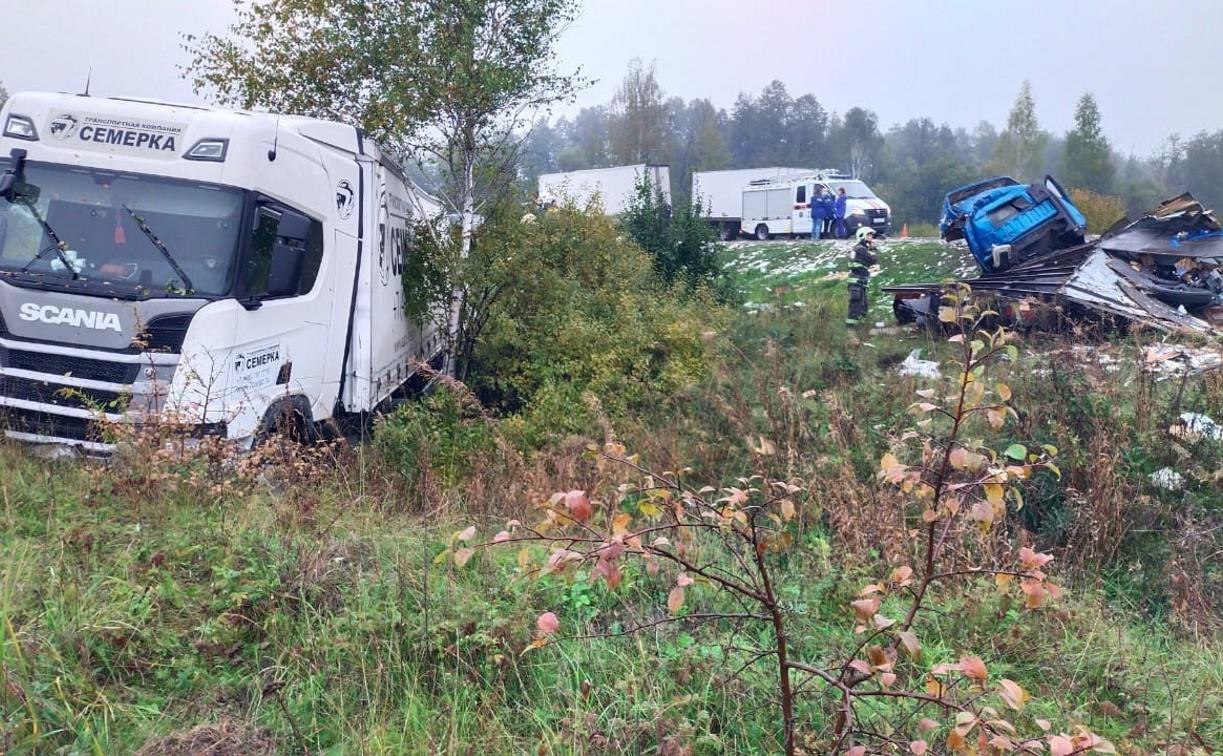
[0,91,448,453]
[740,171,891,240]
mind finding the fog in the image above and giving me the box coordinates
[3,0,1220,155]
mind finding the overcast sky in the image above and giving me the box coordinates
[2,0,1220,156]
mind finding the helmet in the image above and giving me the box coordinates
[856,227,877,242]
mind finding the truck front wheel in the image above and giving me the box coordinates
[754,224,771,241]
[256,396,319,446]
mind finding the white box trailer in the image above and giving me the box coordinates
[692,167,814,240]
[0,91,451,453]
[538,164,670,215]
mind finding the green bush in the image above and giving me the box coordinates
[620,175,727,295]
[470,203,717,446]
[374,391,497,489]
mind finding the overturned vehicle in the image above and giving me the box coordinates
[889,176,1223,332]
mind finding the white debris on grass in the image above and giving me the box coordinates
[1067,345,1122,373]
[1143,344,1223,379]
[1149,467,1185,491]
[1177,412,1223,442]
[724,241,845,285]
[898,349,942,379]
[741,301,776,314]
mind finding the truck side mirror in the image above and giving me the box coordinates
[0,148,35,204]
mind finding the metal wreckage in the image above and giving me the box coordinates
[886,175,1223,333]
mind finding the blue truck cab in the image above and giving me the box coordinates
[940,175,1087,272]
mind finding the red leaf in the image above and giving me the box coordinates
[1049,734,1074,756]
[667,586,685,615]
[492,530,510,543]
[565,490,592,522]
[595,558,622,590]
[676,573,695,587]
[898,630,921,659]
[960,655,988,682]
[1021,578,1048,608]
[910,740,928,755]
[536,611,559,636]
[1019,546,1054,570]
[851,597,881,622]
[998,678,1028,710]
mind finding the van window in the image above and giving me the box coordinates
[795,185,806,204]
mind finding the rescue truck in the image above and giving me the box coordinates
[740,171,891,240]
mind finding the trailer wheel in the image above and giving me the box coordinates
[892,296,917,325]
[754,224,771,241]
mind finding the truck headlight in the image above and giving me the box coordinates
[3,114,38,141]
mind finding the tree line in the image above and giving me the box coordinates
[519,62,1223,227]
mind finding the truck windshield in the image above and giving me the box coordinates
[826,180,878,200]
[0,160,243,297]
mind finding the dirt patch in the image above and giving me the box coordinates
[134,718,278,756]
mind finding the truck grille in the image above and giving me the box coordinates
[0,347,141,383]
[0,308,192,447]
[0,406,100,443]
[0,376,126,411]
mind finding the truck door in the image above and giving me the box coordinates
[224,198,333,437]
[795,183,812,236]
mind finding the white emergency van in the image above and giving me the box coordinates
[692,167,813,240]
[0,91,449,453]
[740,171,891,240]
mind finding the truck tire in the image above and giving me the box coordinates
[255,395,318,446]
[892,296,917,325]
[719,223,737,241]
[754,224,771,241]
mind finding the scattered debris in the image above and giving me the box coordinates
[886,178,1223,333]
[1149,467,1185,491]
[1176,412,1223,442]
[135,718,278,756]
[898,349,941,379]
[1142,343,1223,378]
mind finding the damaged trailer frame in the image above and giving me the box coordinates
[888,188,1223,334]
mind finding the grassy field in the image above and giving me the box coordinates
[2,236,1222,753]
[721,237,976,323]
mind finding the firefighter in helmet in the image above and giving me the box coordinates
[846,226,879,324]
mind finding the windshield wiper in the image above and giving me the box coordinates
[18,205,82,280]
[120,204,195,293]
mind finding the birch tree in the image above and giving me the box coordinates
[184,0,586,370]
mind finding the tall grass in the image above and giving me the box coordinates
[2,239,1222,751]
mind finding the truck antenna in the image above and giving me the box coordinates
[268,115,280,162]
[81,67,92,97]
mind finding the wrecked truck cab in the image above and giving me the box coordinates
[940,175,1087,273]
[887,190,1223,334]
